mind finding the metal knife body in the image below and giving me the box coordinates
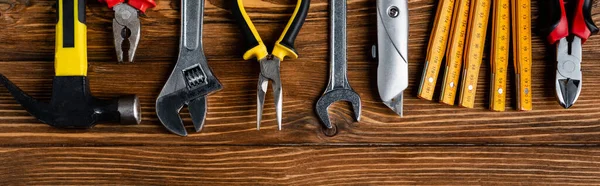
[375,0,409,116]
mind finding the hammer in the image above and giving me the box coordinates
[0,0,141,128]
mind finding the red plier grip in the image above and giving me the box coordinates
[571,0,598,43]
[99,0,156,13]
[546,0,570,44]
[546,0,598,44]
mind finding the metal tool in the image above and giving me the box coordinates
[373,0,408,116]
[489,0,510,111]
[99,0,156,63]
[156,0,222,136]
[439,0,470,105]
[418,0,454,101]
[458,0,491,108]
[0,0,141,128]
[232,0,310,130]
[315,0,361,129]
[543,0,598,108]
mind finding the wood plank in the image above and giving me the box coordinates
[0,0,599,145]
[1,146,600,185]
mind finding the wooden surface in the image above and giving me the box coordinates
[1,0,600,184]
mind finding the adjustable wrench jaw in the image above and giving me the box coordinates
[113,3,141,63]
[156,54,222,136]
[555,37,583,108]
[375,0,408,117]
[155,0,222,136]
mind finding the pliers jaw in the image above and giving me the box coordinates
[256,56,282,130]
[112,3,141,63]
[555,37,583,108]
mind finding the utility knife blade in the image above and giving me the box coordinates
[374,0,409,117]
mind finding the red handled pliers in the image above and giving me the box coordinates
[99,0,156,63]
[545,0,598,108]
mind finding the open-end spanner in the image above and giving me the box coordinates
[156,0,222,136]
[315,0,361,129]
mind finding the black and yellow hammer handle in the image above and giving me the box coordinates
[55,0,87,76]
[232,0,310,61]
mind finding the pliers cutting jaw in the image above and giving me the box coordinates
[556,37,583,108]
[112,3,141,63]
[101,0,156,63]
[232,0,310,130]
[543,0,598,108]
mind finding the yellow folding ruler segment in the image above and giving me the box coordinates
[418,0,455,100]
[512,0,533,111]
[439,0,471,105]
[489,0,510,111]
[458,0,491,108]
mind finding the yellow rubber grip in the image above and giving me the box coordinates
[272,0,309,61]
[233,0,269,61]
[458,0,490,108]
[439,0,470,105]
[55,0,87,76]
[489,0,510,111]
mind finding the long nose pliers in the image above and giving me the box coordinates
[99,0,156,63]
[232,0,310,130]
[543,0,598,108]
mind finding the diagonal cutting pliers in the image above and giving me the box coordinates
[232,0,310,130]
[99,0,156,63]
[544,0,598,108]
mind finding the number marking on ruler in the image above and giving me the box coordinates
[418,0,455,100]
[440,0,471,105]
[512,0,533,111]
[490,0,510,111]
[458,0,491,108]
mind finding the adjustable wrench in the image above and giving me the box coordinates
[315,0,361,129]
[155,0,222,136]
[374,0,408,116]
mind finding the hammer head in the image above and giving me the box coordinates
[0,74,141,128]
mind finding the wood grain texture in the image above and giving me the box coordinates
[2,146,600,185]
[1,0,600,184]
[0,0,599,145]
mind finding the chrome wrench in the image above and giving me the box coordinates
[315,0,361,129]
[156,0,222,136]
[373,0,408,116]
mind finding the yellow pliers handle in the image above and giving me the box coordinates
[55,0,88,76]
[232,0,310,61]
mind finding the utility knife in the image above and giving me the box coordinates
[373,0,409,116]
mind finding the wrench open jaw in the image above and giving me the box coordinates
[316,89,361,129]
[156,0,221,136]
[315,0,362,129]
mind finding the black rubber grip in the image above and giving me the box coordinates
[540,0,564,37]
[580,0,598,35]
[278,0,310,53]
[63,0,74,47]
[78,0,86,25]
[231,0,261,54]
